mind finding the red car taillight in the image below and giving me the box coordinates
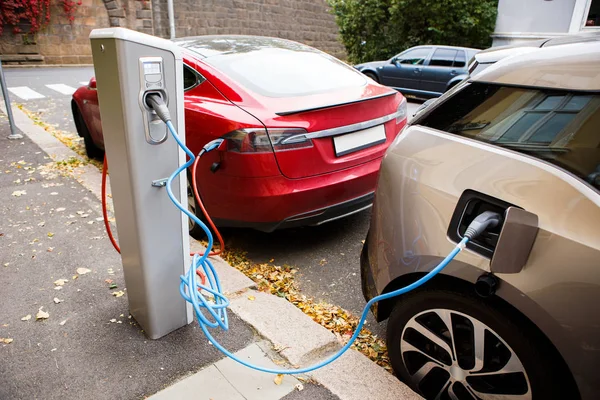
[225,128,312,153]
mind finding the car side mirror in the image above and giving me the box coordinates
[88,77,97,89]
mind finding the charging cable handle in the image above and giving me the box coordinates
[464,211,501,240]
[145,93,171,123]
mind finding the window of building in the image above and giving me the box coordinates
[585,0,600,27]
[419,82,600,191]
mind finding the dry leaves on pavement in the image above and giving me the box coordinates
[220,247,392,372]
[36,307,49,320]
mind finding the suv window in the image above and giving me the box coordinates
[396,48,431,65]
[420,82,600,190]
[453,51,466,68]
[430,48,458,67]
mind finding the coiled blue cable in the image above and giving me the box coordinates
[164,120,469,374]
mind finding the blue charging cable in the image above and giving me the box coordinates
[161,119,478,375]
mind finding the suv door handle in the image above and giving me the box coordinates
[413,68,421,73]
[450,70,458,76]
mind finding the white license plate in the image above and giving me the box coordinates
[333,124,386,157]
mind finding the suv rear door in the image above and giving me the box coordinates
[420,48,465,94]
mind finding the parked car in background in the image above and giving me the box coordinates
[361,41,600,399]
[72,36,408,235]
[354,45,479,99]
[469,31,600,76]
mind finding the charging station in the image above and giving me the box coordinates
[90,28,192,339]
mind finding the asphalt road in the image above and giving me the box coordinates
[3,66,422,342]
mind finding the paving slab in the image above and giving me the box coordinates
[229,291,341,367]
[214,343,300,400]
[149,364,245,400]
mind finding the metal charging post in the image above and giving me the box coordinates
[90,28,192,339]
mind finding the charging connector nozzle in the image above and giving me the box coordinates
[464,211,502,240]
[145,93,171,123]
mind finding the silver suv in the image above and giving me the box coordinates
[361,41,600,399]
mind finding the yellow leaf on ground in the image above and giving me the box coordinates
[54,279,68,286]
[11,190,26,197]
[247,295,255,301]
[0,338,13,344]
[36,307,49,320]
[273,374,284,385]
[76,267,91,275]
[21,314,32,321]
[112,291,125,298]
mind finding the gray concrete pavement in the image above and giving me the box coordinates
[0,123,255,399]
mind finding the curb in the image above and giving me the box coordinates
[1,104,421,400]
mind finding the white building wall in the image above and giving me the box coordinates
[493,0,576,46]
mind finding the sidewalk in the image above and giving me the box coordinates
[0,107,420,400]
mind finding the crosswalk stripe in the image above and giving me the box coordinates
[45,84,77,95]
[7,86,45,100]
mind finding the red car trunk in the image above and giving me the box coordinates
[261,90,402,179]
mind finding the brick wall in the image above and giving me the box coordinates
[152,0,345,59]
[0,0,345,65]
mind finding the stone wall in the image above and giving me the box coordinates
[152,0,345,59]
[0,0,345,65]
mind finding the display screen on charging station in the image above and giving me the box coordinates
[144,62,161,75]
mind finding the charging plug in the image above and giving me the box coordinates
[464,211,502,240]
[145,93,171,123]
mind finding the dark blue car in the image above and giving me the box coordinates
[354,45,479,99]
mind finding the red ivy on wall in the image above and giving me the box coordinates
[0,0,81,35]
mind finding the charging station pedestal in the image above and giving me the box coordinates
[90,28,192,339]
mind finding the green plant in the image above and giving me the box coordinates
[328,0,498,64]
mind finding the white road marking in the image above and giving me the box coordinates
[45,84,77,95]
[8,86,45,100]
[79,81,88,86]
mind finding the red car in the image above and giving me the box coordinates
[72,36,407,234]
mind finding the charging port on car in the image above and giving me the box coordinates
[448,190,518,258]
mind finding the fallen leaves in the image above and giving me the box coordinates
[54,279,68,286]
[59,320,67,326]
[76,267,91,275]
[273,374,284,385]
[36,307,49,320]
[247,295,255,301]
[112,291,125,298]
[221,247,392,372]
[47,232,54,238]
[53,298,63,304]
[21,314,32,321]
[0,338,13,344]
[11,190,26,197]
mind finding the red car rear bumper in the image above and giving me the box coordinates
[205,157,382,232]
